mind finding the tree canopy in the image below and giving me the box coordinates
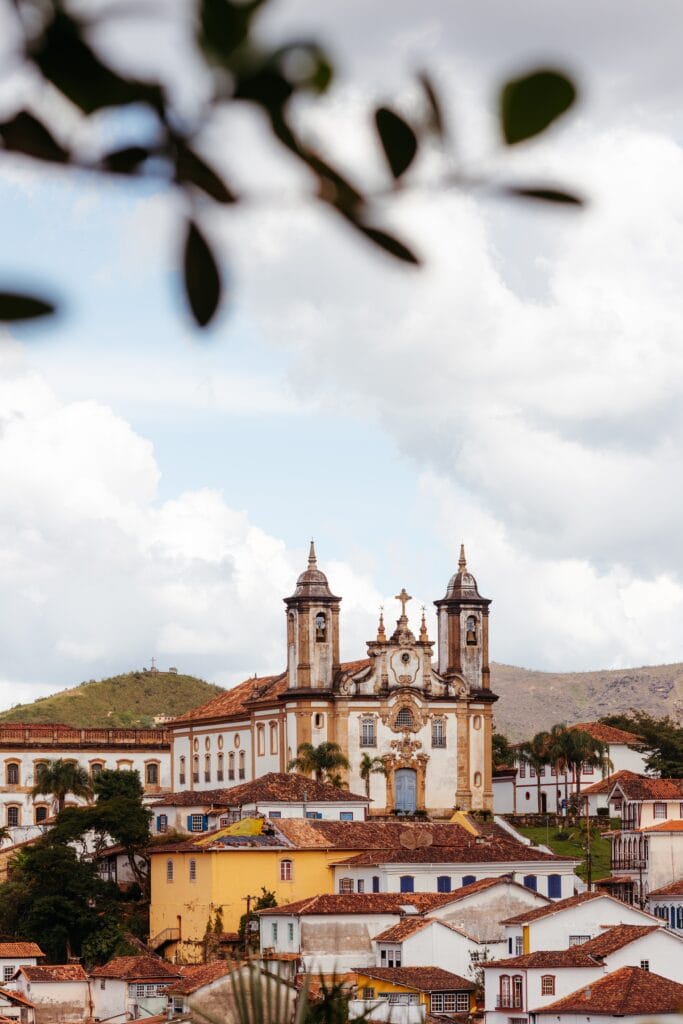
[600,711,683,777]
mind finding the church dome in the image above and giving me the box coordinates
[288,541,338,599]
[444,545,483,599]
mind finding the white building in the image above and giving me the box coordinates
[13,965,89,1024]
[0,986,35,1022]
[150,772,369,835]
[530,965,683,1024]
[500,892,659,956]
[90,954,181,1022]
[0,943,43,989]
[493,725,648,816]
[646,878,683,932]
[0,723,170,844]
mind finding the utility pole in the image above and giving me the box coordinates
[243,894,255,955]
[584,796,592,890]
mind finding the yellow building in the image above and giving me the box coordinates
[353,966,476,1017]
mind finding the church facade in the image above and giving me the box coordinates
[168,545,497,815]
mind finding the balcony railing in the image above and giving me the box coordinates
[611,858,647,871]
[496,996,524,1009]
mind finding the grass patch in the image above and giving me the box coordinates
[514,822,612,881]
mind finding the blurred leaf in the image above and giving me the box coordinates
[357,226,420,265]
[29,10,164,114]
[183,221,222,327]
[307,152,364,215]
[272,42,333,94]
[175,142,237,204]
[199,0,266,64]
[0,111,69,163]
[234,65,293,111]
[500,69,576,145]
[0,291,55,321]
[374,107,418,179]
[418,72,445,137]
[101,145,150,174]
[504,184,583,205]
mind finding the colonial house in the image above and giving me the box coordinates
[530,965,683,1024]
[150,773,370,835]
[500,892,659,956]
[12,965,89,1024]
[0,945,43,989]
[646,878,683,932]
[168,545,497,816]
[166,961,234,1021]
[0,986,35,1023]
[0,723,170,844]
[350,967,475,1024]
[493,725,647,816]
[89,955,181,1022]
[149,818,578,962]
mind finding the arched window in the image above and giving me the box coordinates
[361,718,376,747]
[523,875,537,892]
[432,718,445,747]
[6,806,19,828]
[473,771,482,787]
[166,859,174,882]
[5,763,19,786]
[462,875,476,886]
[677,905,683,930]
[541,976,555,996]
[257,725,265,756]
[499,976,511,1008]
[238,751,246,780]
[315,613,326,641]
[280,859,293,881]
[145,763,159,785]
[179,756,186,785]
[548,874,562,898]
[192,755,199,783]
[437,875,451,893]
[399,875,414,893]
[270,722,279,754]
[314,713,324,730]
[204,754,211,782]
[189,859,197,882]
[228,752,235,781]
[466,615,477,645]
[473,715,482,730]
[396,708,414,729]
[34,805,49,825]
[217,753,224,781]
[512,976,523,1008]
[91,762,104,779]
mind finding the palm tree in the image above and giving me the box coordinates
[359,753,387,799]
[547,723,573,815]
[31,759,93,814]
[288,742,350,784]
[518,731,551,813]
[565,730,611,806]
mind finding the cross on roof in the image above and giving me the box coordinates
[395,588,412,617]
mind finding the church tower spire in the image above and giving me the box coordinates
[434,543,491,690]
[284,541,341,690]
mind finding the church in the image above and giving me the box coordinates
[168,545,497,815]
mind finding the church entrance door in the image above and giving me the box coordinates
[395,768,417,814]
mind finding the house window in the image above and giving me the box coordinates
[270,722,279,754]
[640,960,649,972]
[362,988,375,1000]
[548,875,562,898]
[204,754,211,783]
[157,814,168,833]
[437,875,451,893]
[396,708,414,729]
[399,875,414,893]
[473,771,482,787]
[473,715,482,731]
[6,806,19,827]
[569,935,591,946]
[462,875,476,886]
[466,614,477,645]
[360,718,376,747]
[190,814,204,832]
[271,923,278,944]
[5,763,19,786]
[91,762,104,779]
[581,761,594,775]
[523,875,537,891]
[34,805,48,824]
[314,714,324,730]
[192,755,199,783]
[513,936,523,956]
[257,725,265,757]
[315,613,326,641]
[340,812,354,821]
[654,802,667,819]
[432,718,446,747]
[179,756,186,786]
[288,923,294,943]
[432,993,470,1014]
[380,946,402,968]
[372,876,380,893]
[228,752,235,780]
[280,859,293,881]
[146,763,159,785]
[239,751,245,780]
[217,753,224,782]
[338,877,354,894]
[357,879,365,893]
[541,976,555,996]
[166,860,174,882]
[3,967,13,983]
[305,811,322,820]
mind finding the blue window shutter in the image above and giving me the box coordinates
[462,875,476,887]
[399,876,414,893]
[186,815,192,831]
[437,876,451,893]
[201,815,208,831]
[548,874,562,898]
[523,874,537,891]
[156,816,161,831]
[508,937,513,954]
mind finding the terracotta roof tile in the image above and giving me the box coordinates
[18,965,86,983]
[532,966,683,1015]
[0,942,43,958]
[153,773,367,808]
[374,918,441,942]
[167,961,233,995]
[640,819,683,832]
[611,776,683,800]
[580,924,661,955]
[581,770,642,796]
[571,723,644,746]
[90,955,180,981]
[501,891,607,925]
[488,925,662,969]
[355,967,474,992]
[258,893,462,916]
[169,674,287,725]
[648,878,683,897]
[0,988,34,1008]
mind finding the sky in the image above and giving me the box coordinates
[2,1,683,706]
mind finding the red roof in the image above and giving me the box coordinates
[0,942,43,958]
[167,961,234,995]
[0,988,35,1008]
[90,955,180,981]
[532,965,683,1015]
[648,878,683,897]
[490,924,661,968]
[571,723,644,746]
[640,819,683,833]
[374,918,443,942]
[356,967,474,993]
[611,776,683,800]
[153,773,368,807]
[502,891,611,925]
[581,770,642,796]
[17,965,86,983]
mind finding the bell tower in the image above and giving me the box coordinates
[434,545,491,691]
[284,541,341,690]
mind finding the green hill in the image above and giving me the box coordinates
[0,670,224,728]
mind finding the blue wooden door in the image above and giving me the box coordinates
[395,768,417,813]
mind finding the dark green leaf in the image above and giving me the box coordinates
[199,0,266,64]
[374,107,418,179]
[233,67,293,111]
[500,69,576,145]
[0,291,55,321]
[0,111,69,163]
[357,226,420,265]
[101,145,150,175]
[504,185,584,206]
[306,152,364,215]
[175,143,237,204]
[29,10,164,114]
[418,72,445,138]
[183,221,222,327]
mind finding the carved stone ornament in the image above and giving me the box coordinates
[379,696,429,734]
[338,677,355,696]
